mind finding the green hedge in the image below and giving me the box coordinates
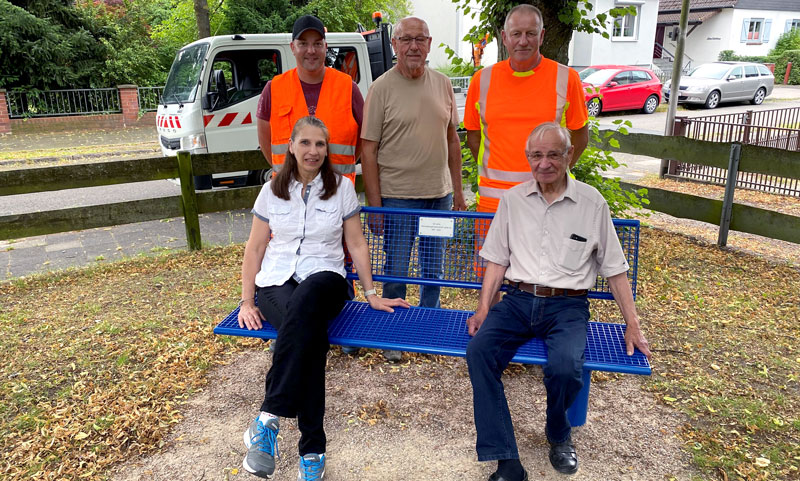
[774,50,800,85]
[717,50,773,63]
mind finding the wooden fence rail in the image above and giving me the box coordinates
[1,131,799,248]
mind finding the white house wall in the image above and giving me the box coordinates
[568,0,660,69]
[663,8,800,68]
[726,8,800,57]
[663,9,735,67]
[407,0,500,69]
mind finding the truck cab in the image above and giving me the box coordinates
[157,27,392,188]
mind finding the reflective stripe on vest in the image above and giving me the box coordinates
[272,158,357,175]
[475,60,571,210]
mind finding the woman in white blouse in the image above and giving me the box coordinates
[236,116,408,480]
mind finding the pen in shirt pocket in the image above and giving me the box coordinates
[569,233,587,242]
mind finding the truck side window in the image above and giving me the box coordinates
[207,49,281,111]
[327,46,360,83]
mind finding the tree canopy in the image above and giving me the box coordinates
[0,0,110,89]
[0,0,409,90]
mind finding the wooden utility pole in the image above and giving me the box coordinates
[661,0,690,176]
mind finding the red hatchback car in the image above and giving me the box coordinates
[579,65,662,116]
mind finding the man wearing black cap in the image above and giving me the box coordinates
[256,15,364,185]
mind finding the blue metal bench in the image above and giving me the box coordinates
[214,206,651,426]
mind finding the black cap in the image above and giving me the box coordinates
[292,15,325,40]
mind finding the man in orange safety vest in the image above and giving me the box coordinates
[256,15,364,184]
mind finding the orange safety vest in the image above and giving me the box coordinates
[472,58,570,213]
[270,68,359,183]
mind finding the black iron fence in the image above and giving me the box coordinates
[137,86,164,112]
[6,88,122,118]
[670,106,800,197]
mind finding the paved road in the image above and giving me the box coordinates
[2,86,799,279]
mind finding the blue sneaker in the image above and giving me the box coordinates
[298,453,325,480]
[243,415,279,478]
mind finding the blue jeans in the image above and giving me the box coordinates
[465,288,590,461]
[381,194,453,308]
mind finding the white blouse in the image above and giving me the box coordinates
[251,174,360,287]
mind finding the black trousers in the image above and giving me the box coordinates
[256,271,349,456]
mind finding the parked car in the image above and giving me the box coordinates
[662,61,774,109]
[579,65,662,116]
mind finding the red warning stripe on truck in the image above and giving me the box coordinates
[202,112,254,128]
[157,115,182,129]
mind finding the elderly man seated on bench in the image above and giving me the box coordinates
[465,122,652,480]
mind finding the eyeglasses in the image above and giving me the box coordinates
[394,36,430,46]
[525,151,567,162]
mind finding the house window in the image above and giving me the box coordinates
[791,19,800,31]
[741,18,772,44]
[747,19,763,41]
[612,6,639,40]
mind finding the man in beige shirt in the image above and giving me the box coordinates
[465,123,651,480]
[361,16,464,362]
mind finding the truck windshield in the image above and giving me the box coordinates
[163,43,209,104]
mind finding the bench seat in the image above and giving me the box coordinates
[214,301,650,426]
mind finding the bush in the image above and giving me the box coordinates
[770,29,800,57]
[774,49,800,85]
[716,50,769,63]
[572,118,649,218]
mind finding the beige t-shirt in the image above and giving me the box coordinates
[479,176,629,290]
[361,67,459,198]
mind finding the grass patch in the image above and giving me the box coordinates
[0,228,798,480]
[636,228,799,480]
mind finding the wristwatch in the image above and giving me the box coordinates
[364,288,377,298]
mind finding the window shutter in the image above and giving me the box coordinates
[740,19,749,42]
[787,19,793,33]
[763,19,772,43]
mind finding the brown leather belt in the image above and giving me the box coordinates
[506,281,587,297]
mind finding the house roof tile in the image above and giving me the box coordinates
[658,0,737,13]
[657,9,724,25]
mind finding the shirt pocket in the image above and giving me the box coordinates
[267,203,295,235]
[313,201,341,227]
[556,237,588,274]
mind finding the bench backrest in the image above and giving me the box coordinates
[346,207,639,301]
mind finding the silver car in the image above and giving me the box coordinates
[662,61,774,109]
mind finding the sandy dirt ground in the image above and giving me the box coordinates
[112,346,699,481]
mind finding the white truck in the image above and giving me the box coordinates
[156,20,393,189]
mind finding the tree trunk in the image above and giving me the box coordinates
[492,0,573,65]
[194,0,211,39]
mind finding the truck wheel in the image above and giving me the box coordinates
[248,169,273,186]
[194,174,212,190]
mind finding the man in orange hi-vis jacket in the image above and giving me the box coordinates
[256,15,363,184]
[464,4,589,214]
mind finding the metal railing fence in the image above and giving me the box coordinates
[671,106,800,196]
[6,88,121,118]
[450,76,471,90]
[138,86,164,112]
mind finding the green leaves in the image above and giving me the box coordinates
[572,117,648,218]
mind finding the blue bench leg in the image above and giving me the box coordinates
[567,369,591,427]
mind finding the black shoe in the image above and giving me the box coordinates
[488,470,528,481]
[548,438,578,474]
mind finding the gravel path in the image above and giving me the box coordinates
[112,348,698,481]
